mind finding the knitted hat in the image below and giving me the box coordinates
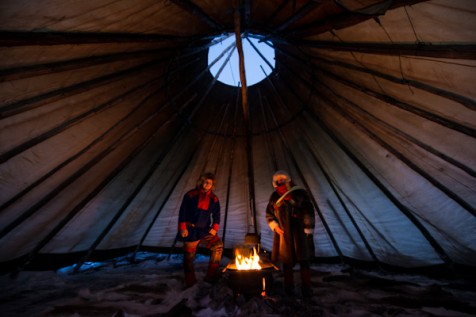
[272,170,291,188]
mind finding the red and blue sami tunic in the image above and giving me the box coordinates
[177,188,220,242]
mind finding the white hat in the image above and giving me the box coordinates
[272,170,291,187]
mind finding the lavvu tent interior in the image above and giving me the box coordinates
[0,0,475,279]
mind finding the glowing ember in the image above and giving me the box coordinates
[235,246,262,270]
[261,277,266,297]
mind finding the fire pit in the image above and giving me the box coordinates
[223,246,278,299]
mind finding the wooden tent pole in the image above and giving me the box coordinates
[234,0,258,234]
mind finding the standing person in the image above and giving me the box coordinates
[265,170,316,297]
[177,172,223,288]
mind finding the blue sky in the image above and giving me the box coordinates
[208,33,275,87]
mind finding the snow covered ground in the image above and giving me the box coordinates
[1,252,475,317]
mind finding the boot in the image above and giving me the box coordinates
[204,262,220,284]
[185,271,197,288]
[300,267,313,298]
[283,265,295,296]
[183,247,197,288]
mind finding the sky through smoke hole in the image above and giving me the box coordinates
[208,33,275,87]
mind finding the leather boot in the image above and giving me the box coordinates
[204,262,220,283]
[183,247,197,287]
[300,267,313,298]
[185,270,197,288]
[283,264,295,296]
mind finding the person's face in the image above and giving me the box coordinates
[202,179,214,192]
[274,176,288,187]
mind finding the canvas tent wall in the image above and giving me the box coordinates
[0,0,475,273]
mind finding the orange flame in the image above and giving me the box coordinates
[235,246,262,270]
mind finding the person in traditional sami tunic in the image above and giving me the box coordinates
[266,170,316,297]
[177,172,223,287]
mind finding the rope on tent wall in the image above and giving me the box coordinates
[170,0,224,31]
[334,0,393,16]
[200,103,231,174]
[187,43,235,121]
[0,57,171,119]
[316,65,476,138]
[269,45,457,268]
[372,15,412,96]
[11,114,167,275]
[316,81,476,218]
[0,49,203,228]
[258,88,278,171]
[280,74,457,270]
[272,43,475,218]
[308,107,455,268]
[403,5,422,44]
[305,54,476,111]
[300,134,382,266]
[267,0,291,22]
[221,88,241,246]
[161,41,235,120]
[0,43,218,267]
[332,189,402,254]
[294,54,476,178]
[0,48,175,82]
[130,137,202,262]
[133,91,232,261]
[0,78,163,211]
[73,121,194,272]
[0,84,170,239]
[0,76,162,165]
[272,0,320,33]
[202,97,238,243]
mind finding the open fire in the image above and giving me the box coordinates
[225,245,277,298]
[235,246,261,270]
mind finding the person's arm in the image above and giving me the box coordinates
[209,195,220,235]
[266,195,284,235]
[178,193,190,237]
[296,190,315,235]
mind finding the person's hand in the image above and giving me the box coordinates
[274,226,284,236]
[209,228,217,236]
[180,229,188,238]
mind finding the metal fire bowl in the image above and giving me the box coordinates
[226,267,276,298]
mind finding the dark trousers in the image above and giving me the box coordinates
[283,261,312,294]
[183,233,223,286]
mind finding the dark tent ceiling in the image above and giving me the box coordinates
[0,0,475,272]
